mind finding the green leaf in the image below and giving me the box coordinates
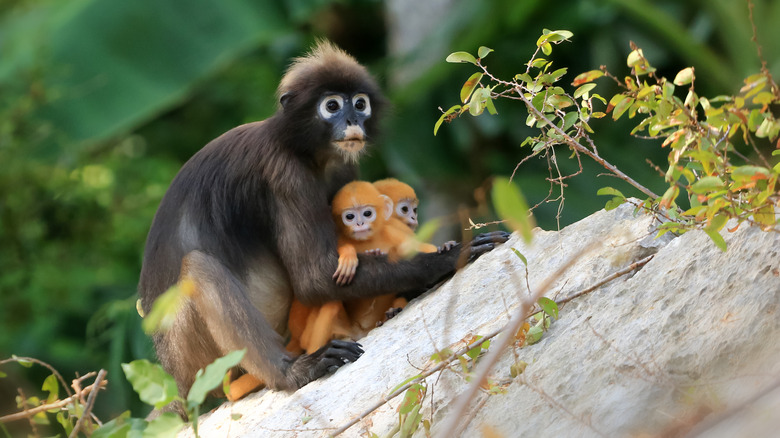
[145,412,185,438]
[515,73,533,83]
[12,355,33,368]
[704,228,727,252]
[460,72,483,103]
[122,360,179,409]
[415,218,441,246]
[612,96,635,120]
[492,177,534,244]
[446,51,477,65]
[541,42,552,56]
[690,176,725,194]
[538,297,558,320]
[0,371,6,378]
[526,326,543,345]
[574,83,597,99]
[92,411,146,438]
[511,248,527,266]
[510,361,528,378]
[42,374,59,404]
[478,46,493,59]
[433,104,462,136]
[142,281,192,334]
[673,67,695,86]
[597,187,625,198]
[187,349,246,410]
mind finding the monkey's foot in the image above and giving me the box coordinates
[289,340,364,387]
[468,231,511,261]
[227,373,265,401]
[376,307,403,327]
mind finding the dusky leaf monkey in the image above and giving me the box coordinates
[138,41,508,411]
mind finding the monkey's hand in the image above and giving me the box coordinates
[290,340,364,386]
[437,240,458,253]
[466,231,511,261]
[364,248,386,256]
[333,252,359,286]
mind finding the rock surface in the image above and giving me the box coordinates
[181,202,780,437]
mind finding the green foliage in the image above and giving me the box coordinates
[439,28,779,252]
[122,360,178,409]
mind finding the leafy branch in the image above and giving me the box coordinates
[437,25,780,250]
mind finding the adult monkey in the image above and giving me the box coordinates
[138,41,508,410]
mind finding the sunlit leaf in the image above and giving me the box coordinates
[690,176,725,194]
[572,70,603,87]
[187,349,246,409]
[460,72,483,103]
[512,247,527,266]
[434,104,462,136]
[612,96,635,120]
[673,67,695,86]
[492,177,534,243]
[446,51,477,65]
[574,83,597,99]
[42,374,59,404]
[510,361,528,378]
[526,326,543,345]
[478,46,493,59]
[122,360,179,409]
[538,297,558,320]
[142,280,199,334]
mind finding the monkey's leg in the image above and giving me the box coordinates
[304,301,345,354]
[227,373,264,401]
[181,251,363,391]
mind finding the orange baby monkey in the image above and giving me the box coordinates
[373,178,420,230]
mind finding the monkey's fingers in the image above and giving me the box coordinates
[311,340,364,373]
[438,240,458,253]
[471,230,511,246]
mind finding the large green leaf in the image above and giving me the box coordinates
[1,0,288,145]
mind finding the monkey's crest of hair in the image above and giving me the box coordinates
[278,40,373,102]
[374,178,417,202]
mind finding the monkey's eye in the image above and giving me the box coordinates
[400,206,409,214]
[345,213,355,221]
[352,93,371,116]
[360,206,377,222]
[342,210,357,224]
[319,95,345,119]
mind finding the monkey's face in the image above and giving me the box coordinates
[394,198,419,231]
[317,92,372,163]
[341,205,378,240]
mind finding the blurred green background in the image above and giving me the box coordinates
[1,0,778,424]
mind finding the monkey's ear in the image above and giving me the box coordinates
[380,194,393,220]
[280,92,293,109]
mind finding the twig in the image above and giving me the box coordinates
[437,241,599,437]
[556,254,654,306]
[0,356,73,397]
[69,369,107,438]
[0,379,106,423]
[515,86,659,200]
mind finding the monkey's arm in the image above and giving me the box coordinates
[333,240,359,286]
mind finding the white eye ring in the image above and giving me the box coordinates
[352,93,371,116]
[319,95,345,119]
[342,209,357,224]
[361,206,377,222]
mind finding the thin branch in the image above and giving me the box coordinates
[437,241,599,437]
[0,379,106,424]
[0,356,73,397]
[515,86,659,199]
[69,369,107,438]
[556,254,654,306]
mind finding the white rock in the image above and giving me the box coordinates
[180,202,780,437]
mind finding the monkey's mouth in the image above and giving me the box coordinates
[351,229,372,240]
